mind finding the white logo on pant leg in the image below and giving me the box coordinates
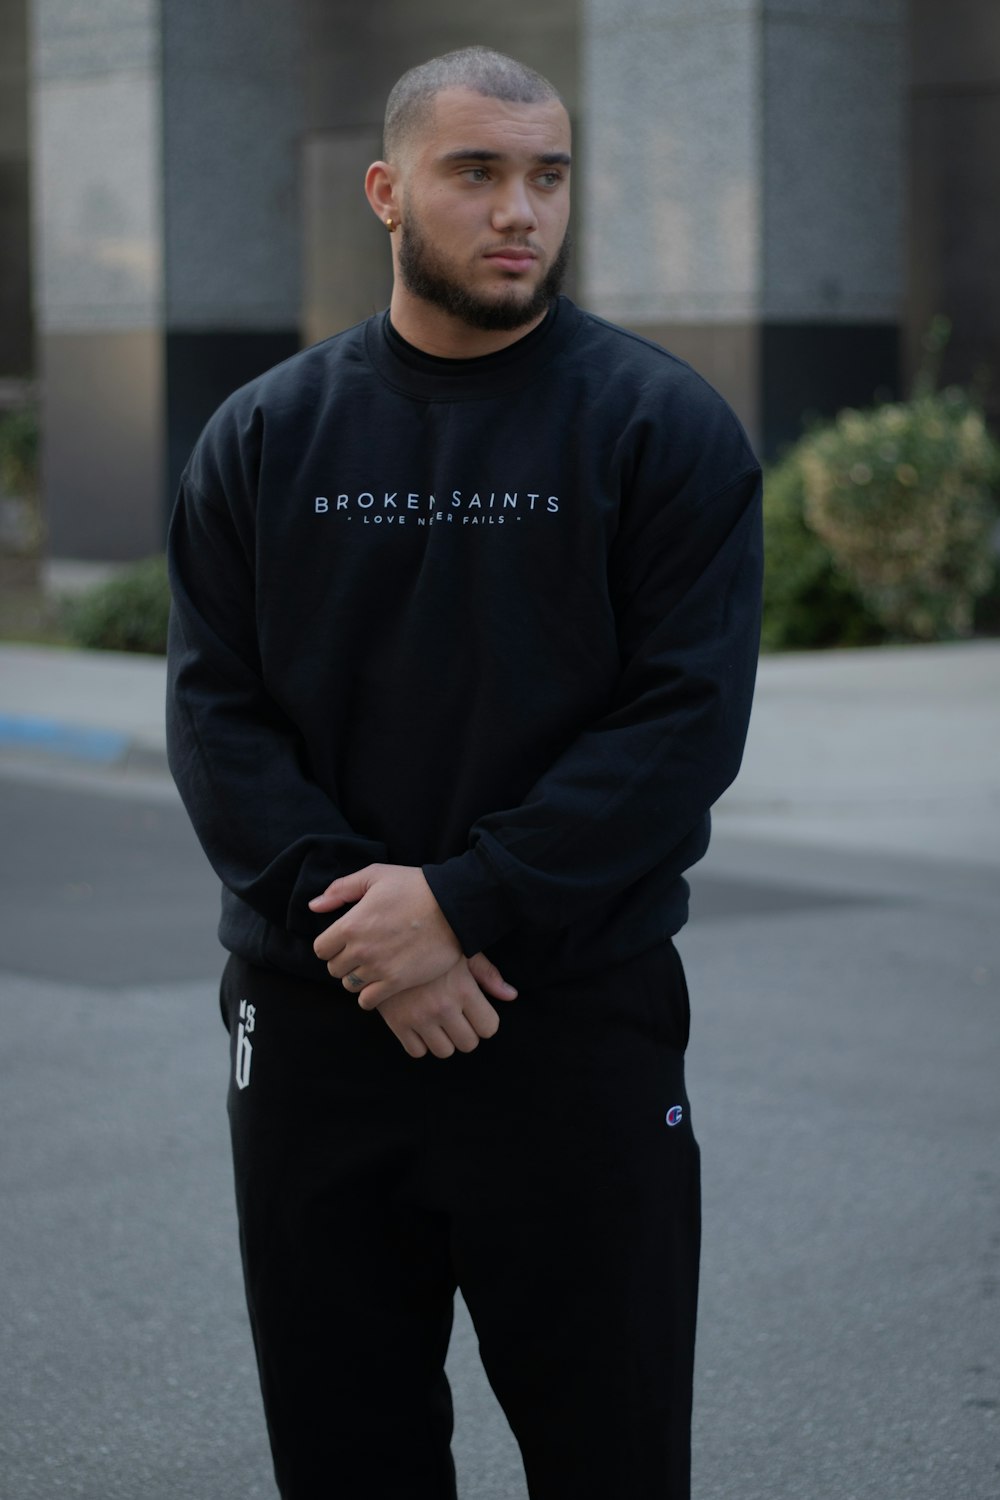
[665,1105,684,1127]
[235,999,256,1091]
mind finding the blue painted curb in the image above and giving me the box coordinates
[0,713,130,764]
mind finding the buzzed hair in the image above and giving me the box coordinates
[383,46,562,161]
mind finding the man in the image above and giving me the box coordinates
[167,44,762,1500]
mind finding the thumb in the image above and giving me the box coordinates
[467,951,518,1001]
[308,870,368,912]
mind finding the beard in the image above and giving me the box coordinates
[397,213,570,333]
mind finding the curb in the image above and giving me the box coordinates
[0,712,129,764]
[0,713,170,777]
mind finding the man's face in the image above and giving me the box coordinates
[393,87,572,334]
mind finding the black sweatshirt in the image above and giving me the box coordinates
[166,296,763,988]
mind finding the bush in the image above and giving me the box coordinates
[797,390,1000,641]
[0,405,43,556]
[762,448,886,651]
[65,554,171,655]
[0,406,39,500]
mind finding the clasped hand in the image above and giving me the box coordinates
[309,864,516,1057]
[310,863,463,1004]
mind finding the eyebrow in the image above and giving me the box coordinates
[439,148,572,167]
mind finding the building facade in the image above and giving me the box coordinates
[0,0,997,565]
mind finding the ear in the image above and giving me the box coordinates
[365,161,399,227]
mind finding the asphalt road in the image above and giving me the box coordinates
[1,762,997,1499]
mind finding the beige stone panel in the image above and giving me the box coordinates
[41,329,165,561]
[301,129,393,348]
[301,0,579,134]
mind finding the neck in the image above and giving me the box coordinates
[387,284,549,359]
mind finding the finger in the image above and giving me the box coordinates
[324,955,357,981]
[308,870,369,913]
[313,927,349,961]
[341,971,366,996]
[418,1024,457,1060]
[374,1009,428,1058]
[399,1028,429,1059]
[308,889,351,913]
[355,978,404,1011]
[461,987,502,1040]
[442,1014,483,1055]
[467,951,518,1001]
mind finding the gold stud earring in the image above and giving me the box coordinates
[385,217,398,232]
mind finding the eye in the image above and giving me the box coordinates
[462,166,491,183]
[535,170,563,188]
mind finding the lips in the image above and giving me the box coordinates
[484,249,537,271]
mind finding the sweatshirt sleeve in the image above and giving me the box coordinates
[166,461,390,939]
[422,437,763,958]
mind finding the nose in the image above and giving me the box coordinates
[490,178,536,235]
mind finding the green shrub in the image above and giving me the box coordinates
[65,554,170,655]
[762,447,886,651]
[0,405,43,556]
[797,390,1000,641]
[0,406,39,500]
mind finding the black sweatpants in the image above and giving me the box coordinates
[220,941,701,1500]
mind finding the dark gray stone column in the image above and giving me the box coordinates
[758,0,905,453]
[908,0,1000,422]
[0,0,32,379]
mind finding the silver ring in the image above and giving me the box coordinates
[344,971,365,991]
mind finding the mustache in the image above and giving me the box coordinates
[481,238,541,253]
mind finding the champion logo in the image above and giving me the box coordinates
[665,1105,684,1128]
[235,998,256,1091]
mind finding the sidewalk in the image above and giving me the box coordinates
[719,638,1000,869]
[0,642,168,772]
[2,637,998,868]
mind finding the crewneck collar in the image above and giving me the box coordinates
[365,296,582,403]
